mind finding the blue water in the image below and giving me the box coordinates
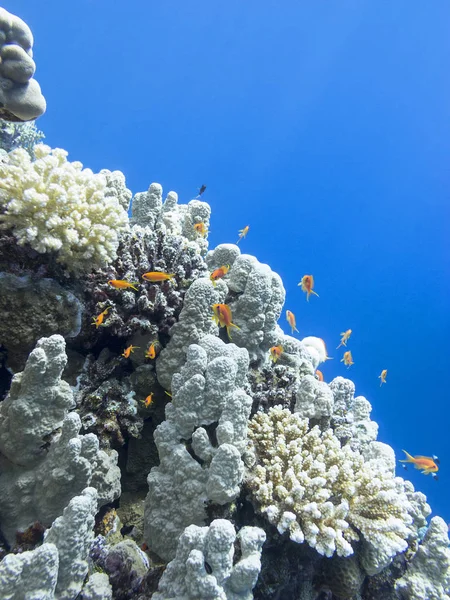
[11,0,450,525]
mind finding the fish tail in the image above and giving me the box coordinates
[399,450,414,463]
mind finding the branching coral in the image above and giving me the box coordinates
[0,144,129,273]
[245,407,412,569]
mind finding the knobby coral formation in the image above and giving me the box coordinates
[0,109,448,597]
[0,8,46,121]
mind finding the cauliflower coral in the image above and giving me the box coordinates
[245,407,412,567]
[0,144,129,273]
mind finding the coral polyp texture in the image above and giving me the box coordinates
[245,407,412,571]
[0,144,129,273]
[0,8,46,121]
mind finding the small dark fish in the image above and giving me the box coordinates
[204,561,212,574]
[401,464,408,471]
[432,473,439,481]
[433,455,440,465]
[198,184,207,196]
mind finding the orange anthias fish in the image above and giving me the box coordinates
[142,393,154,408]
[286,310,299,334]
[269,345,283,363]
[400,451,439,479]
[108,279,139,291]
[337,329,352,349]
[298,275,319,301]
[145,342,159,360]
[378,369,388,386]
[122,345,140,359]
[212,303,240,339]
[341,350,354,368]
[92,307,110,328]
[210,265,230,286]
[194,222,208,237]
[236,225,249,244]
[315,369,324,382]
[142,271,175,282]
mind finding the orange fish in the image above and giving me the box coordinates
[210,265,230,286]
[341,351,354,368]
[236,225,249,244]
[315,369,324,382]
[269,345,283,363]
[142,393,154,408]
[108,279,139,291]
[286,310,299,334]
[145,342,159,360]
[212,303,240,339]
[194,222,208,236]
[378,369,388,386]
[400,451,439,478]
[298,275,319,301]
[142,271,175,282]
[337,329,352,349]
[122,345,140,359]
[92,307,110,328]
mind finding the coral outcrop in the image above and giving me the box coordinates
[0,8,46,121]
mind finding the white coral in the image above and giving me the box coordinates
[246,407,412,565]
[0,144,129,272]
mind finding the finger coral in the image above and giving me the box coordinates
[245,406,412,570]
[0,144,129,273]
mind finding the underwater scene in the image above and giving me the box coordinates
[0,2,449,599]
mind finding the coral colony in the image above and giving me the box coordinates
[0,6,449,600]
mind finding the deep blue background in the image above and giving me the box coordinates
[9,1,450,525]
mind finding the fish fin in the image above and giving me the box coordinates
[399,450,414,463]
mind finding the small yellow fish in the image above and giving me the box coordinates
[212,303,240,340]
[378,369,388,386]
[341,351,354,368]
[92,307,110,328]
[210,265,230,286]
[298,275,319,301]
[194,222,208,236]
[269,345,283,363]
[143,393,154,408]
[122,345,140,359]
[315,369,324,382]
[108,279,139,291]
[400,450,439,478]
[337,329,352,349]
[142,271,175,282]
[145,342,159,360]
[286,310,299,334]
[236,225,249,244]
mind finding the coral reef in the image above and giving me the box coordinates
[0,148,448,599]
[0,8,46,121]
